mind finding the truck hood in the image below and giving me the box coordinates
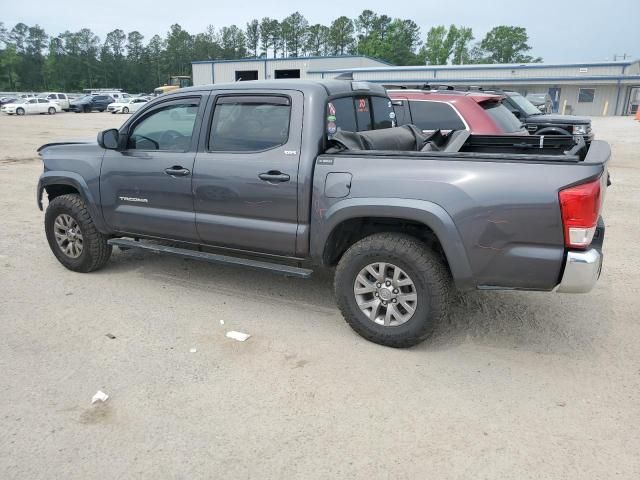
[37,139,96,154]
[525,113,591,125]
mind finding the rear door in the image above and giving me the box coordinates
[25,99,39,114]
[100,95,205,241]
[192,91,303,256]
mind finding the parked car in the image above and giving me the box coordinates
[38,92,70,111]
[2,98,59,115]
[0,97,17,106]
[88,90,130,101]
[388,88,527,135]
[495,90,593,141]
[107,97,149,114]
[37,80,609,348]
[69,95,115,113]
[526,93,553,114]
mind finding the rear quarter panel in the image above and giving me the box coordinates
[311,148,609,291]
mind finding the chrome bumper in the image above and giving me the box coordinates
[555,249,602,294]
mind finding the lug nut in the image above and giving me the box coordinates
[393,289,399,294]
[382,301,387,306]
[376,283,381,288]
[385,281,391,286]
[392,298,397,303]
[374,292,379,297]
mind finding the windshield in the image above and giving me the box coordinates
[509,93,543,116]
[483,101,523,133]
[527,94,546,102]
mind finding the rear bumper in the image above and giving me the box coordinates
[555,249,602,293]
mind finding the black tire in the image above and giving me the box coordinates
[45,194,112,273]
[334,233,451,348]
[122,107,129,114]
[16,107,25,116]
[48,107,56,115]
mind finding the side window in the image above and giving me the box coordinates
[28,99,37,104]
[38,99,49,103]
[408,101,466,131]
[58,94,66,100]
[391,100,410,126]
[209,96,291,152]
[48,94,56,99]
[128,100,200,151]
[328,98,357,135]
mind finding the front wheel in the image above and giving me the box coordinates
[334,233,451,348]
[122,107,129,114]
[16,107,25,116]
[45,194,112,272]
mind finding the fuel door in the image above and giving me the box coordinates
[324,172,352,198]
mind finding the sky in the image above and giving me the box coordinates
[3,0,639,63]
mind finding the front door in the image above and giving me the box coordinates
[193,91,303,256]
[100,95,204,241]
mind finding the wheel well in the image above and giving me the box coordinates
[323,217,449,268]
[45,184,80,201]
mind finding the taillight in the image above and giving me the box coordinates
[559,178,602,248]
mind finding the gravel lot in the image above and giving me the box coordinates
[1,112,639,479]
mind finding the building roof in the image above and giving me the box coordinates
[192,55,393,66]
[308,59,639,74]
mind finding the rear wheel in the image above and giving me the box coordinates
[45,194,112,272]
[48,107,56,115]
[334,233,451,348]
[16,107,25,116]
[122,107,129,114]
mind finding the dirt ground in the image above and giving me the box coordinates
[1,112,639,479]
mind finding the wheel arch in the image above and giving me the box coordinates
[313,198,475,290]
[38,172,110,234]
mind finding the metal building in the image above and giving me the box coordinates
[191,55,390,85]
[306,60,640,116]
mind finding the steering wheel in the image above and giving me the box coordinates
[160,129,184,147]
[130,134,159,150]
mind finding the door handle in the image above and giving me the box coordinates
[259,171,290,183]
[164,166,191,177]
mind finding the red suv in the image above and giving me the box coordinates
[388,89,527,135]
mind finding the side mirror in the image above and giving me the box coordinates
[98,128,120,150]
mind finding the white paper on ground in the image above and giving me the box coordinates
[190,348,197,353]
[226,331,251,342]
[91,390,109,404]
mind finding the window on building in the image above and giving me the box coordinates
[408,101,466,131]
[209,96,291,152]
[274,69,300,79]
[578,88,595,103]
[235,70,258,81]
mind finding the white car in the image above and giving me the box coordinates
[1,98,60,115]
[107,97,148,114]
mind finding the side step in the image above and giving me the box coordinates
[107,238,313,278]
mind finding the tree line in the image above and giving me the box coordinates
[0,11,541,93]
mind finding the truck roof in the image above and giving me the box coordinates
[168,79,389,98]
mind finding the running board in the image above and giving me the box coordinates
[107,238,313,278]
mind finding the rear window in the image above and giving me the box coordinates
[408,101,466,131]
[327,95,395,137]
[483,101,523,133]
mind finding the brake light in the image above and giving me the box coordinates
[559,178,601,248]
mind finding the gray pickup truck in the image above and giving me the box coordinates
[37,79,609,347]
